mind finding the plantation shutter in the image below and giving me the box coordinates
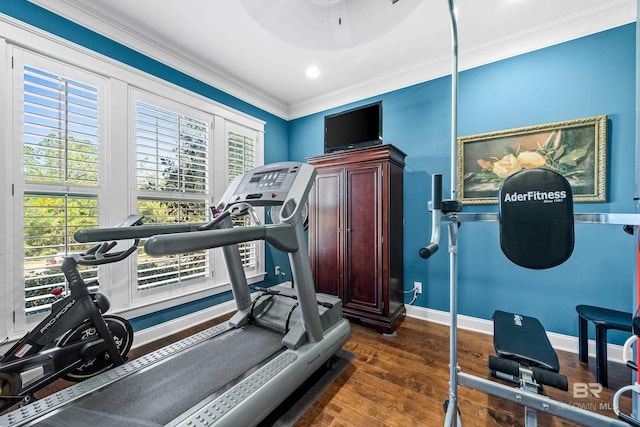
[23,194,99,315]
[20,59,103,316]
[134,96,211,290]
[227,128,257,270]
[23,65,100,185]
[135,102,208,193]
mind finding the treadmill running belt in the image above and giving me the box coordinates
[34,325,284,427]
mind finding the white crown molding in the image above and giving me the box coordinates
[27,0,636,121]
[459,0,636,73]
[289,0,636,119]
[27,0,289,119]
[288,52,452,119]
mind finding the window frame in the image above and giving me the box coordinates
[129,87,214,303]
[2,20,266,338]
[225,121,261,276]
[11,47,108,333]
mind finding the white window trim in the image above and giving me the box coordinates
[0,36,13,340]
[223,121,263,275]
[1,17,266,338]
[129,87,214,304]
[11,47,108,333]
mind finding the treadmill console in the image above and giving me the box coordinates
[229,163,304,206]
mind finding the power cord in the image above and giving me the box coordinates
[403,284,420,305]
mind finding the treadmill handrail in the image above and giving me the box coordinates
[74,210,235,243]
[75,222,207,242]
[144,223,298,256]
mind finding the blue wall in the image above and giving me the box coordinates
[2,1,637,341]
[291,24,637,342]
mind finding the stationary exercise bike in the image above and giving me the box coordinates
[0,215,141,412]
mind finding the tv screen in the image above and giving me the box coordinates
[324,101,382,153]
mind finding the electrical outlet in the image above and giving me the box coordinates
[275,266,281,276]
[414,281,423,294]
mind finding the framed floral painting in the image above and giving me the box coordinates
[457,115,607,204]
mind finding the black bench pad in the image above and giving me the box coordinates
[493,310,560,373]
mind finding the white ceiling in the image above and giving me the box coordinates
[30,0,635,120]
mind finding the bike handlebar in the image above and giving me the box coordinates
[71,215,146,266]
[74,240,140,266]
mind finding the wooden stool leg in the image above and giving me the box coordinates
[595,325,608,388]
[578,315,588,363]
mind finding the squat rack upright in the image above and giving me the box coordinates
[436,1,639,426]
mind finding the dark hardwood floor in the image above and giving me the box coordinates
[296,318,633,427]
[4,316,633,426]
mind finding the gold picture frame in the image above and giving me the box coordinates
[457,115,607,205]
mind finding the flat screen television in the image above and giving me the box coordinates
[324,101,382,153]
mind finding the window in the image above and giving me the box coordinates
[7,34,264,336]
[23,194,99,315]
[227,129,256,182]
[227,124,258,271]
[135,102,208,194]
[17,51,105,318]
[23,65,99,185]
[136,198,209,290]
[133,92,212,292]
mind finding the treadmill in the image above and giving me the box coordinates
[1,162,351,427]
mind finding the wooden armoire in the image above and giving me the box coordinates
[307,144,406,334]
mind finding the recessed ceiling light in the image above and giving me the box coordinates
[306,66,320,79]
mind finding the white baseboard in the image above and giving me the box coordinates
[132,300,626,364]
[131,283,294,349]
[131,300,236,349]
[405,305,625,364]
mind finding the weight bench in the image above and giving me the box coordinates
[426,167,631,426]
[491,310,568,392]
[489,169,574,425]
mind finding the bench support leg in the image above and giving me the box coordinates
[595,325,608,388]
[578,315,588,363]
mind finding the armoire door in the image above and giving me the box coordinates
[310,168,343,296]
[344,162,382,315]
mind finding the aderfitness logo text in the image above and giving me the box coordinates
[503,190,567,203]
